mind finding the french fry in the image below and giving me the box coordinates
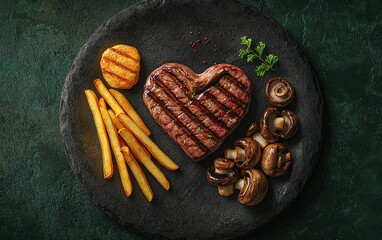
[100,107,133,197]
[108,109,151,160]
[94,79,124,115]
[98,97,107,109]
[109,89,151,136]
[121,146,154,202]
[84,90,113,179]
[119,128,170,190]
[118,113,179,171]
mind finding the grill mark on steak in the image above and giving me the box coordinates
[213,84,247,109]
[143,63,252,161]
[153,75,222,141]
[218,75,250,104]
[163,71,231,131]
[102,57,138,74]
[146,91,210,153]
[202,92,238,118]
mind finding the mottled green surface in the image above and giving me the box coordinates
[0,0,381,239]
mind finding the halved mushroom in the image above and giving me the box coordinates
[225,137,261,169]
[245,123,269,149]
[260,107,298,143]
[265,77,295,107]
[235,169,268,206]
[261,143,292,177]
[206,158,239,196]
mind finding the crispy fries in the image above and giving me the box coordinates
[100,108,133,197]
[110,89,151,136]
[108,109,151,160]
[119,128,170,190]
[121,146,154,202]
[94,79,124,115]
[118,113,179,171]
[84,90,113,179]
[87,78,179,201]
[98,97,107,109]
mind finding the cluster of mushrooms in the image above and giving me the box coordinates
[206,77,298,206]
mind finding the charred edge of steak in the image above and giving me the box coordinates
[143,63,251,161]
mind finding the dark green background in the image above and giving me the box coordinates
[1,0,381,239]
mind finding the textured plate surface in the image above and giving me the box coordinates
[59,0,323,239]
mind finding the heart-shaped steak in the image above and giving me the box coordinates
[143,63,252,161]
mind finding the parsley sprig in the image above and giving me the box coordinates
[238,36,278,76]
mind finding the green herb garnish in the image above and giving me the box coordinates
[176,68,180,73]
[239,36,278,76]
[207,134,213,138]
[227,82,231,88]
[228,118,233,122]
[197,126,201,131]
[207,102,212,108]
[187,101,191,106]
[182,139,187,144]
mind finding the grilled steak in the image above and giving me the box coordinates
[143,63,252,161]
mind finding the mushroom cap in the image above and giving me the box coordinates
[245,122,259,137]
[234,137,262,169]
[214,158,235,170]
[265,77,295,107]
[206,166,239,186]
[237,169,268,206]
[261,143,292,177]
[280,110,298,139]
[260,107,281,143]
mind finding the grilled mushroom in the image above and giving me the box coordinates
[265,77,295,107]
[245,123,269,149]
[234,169,268,206]
[225,137,261,169]
[260,107,298,143]
[261,143,292,177]
[206,158,239,196]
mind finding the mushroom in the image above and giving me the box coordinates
[260,107,298,143]
[224,137,261,169]
[245,122,269,149]
[265,77,295,107]
[206,158,239,196]
[234,169,268,206]
[261,143,292,177]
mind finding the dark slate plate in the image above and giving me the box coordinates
[59,0,323,239]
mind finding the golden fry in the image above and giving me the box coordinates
[94,79,124,115]
[118,113,179,171]
[119,128,170,190]
[98,97,107,109]
[100,108,133,197]
[108,109,151,160]
[121,146,154,202]
[84,90,113,179]
[109,89,151,136]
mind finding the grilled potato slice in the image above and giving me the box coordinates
[100,44,141,89]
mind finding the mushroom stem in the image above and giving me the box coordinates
[224,146,246,162]
[272,117,285,131]
[218,185,234,196]
[235,178,244,190]
[274,85,289,97]
[277,152,292,169]
[251,132,269,149]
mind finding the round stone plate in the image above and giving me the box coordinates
[59,0,323,239]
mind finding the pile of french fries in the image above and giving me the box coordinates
[85,78,179,202]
